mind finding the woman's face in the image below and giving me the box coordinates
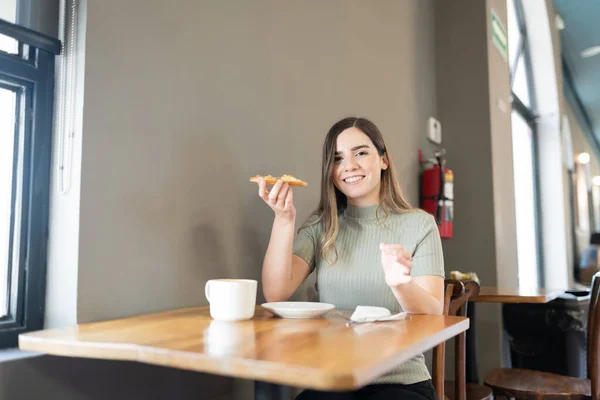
[332,127,388,207]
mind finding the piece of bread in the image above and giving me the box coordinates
[249,174,308,186]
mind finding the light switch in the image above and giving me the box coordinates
[428,117,442,144]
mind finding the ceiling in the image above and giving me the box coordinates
[553,0,600,147]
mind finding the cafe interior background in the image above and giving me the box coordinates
[1,0,599,398]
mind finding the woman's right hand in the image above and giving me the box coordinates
[258,179,296,221]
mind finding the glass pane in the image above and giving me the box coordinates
[512,57,531,108]
[0,34,18,55]
[593,185,600,232]
[0,87,16,318]
[576,163,590,231]
[511,111,539,289]
[507,0,522,70]
[0,0,18,54]
[0,0,17,22]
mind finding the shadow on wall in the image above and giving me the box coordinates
[184,132,247,302]
[0,355,236,400]
[126,126,316,308]
[191,223,230,284]
[240,188,319,304]
[125,131,246,309]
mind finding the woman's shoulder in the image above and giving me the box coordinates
[297,212,324,234]
[389,208,436,226]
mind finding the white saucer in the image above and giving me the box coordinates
[261,302,335,319]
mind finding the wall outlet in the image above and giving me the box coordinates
[427,117,442,144]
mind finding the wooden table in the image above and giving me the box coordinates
[471,286,564,304]
[19,306,469,399]
[465,286,565,384]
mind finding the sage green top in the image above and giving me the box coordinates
[292,204,445,385]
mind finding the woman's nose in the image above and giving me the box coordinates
[343,157,358,171]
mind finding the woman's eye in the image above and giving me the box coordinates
[356,151,368,157]
[334,157,342,163]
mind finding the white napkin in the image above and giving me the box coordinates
[349,306,408,323]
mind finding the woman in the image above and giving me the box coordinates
[256,117,444,400]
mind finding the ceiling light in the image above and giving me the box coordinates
[593,176,600,186]
[581,46,600,58]
[578,152,591,164]
[555,14,565,30]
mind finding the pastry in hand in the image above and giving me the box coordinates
[249,174,308,187]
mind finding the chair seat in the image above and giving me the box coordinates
[485,368,591,400]
[444,380,493,400]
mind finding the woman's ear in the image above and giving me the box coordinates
[382,153,389,170]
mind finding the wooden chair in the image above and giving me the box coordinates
[484,271,600,400]
[431,281,454,400]
[433,280,493,400]
[433,282,455,399]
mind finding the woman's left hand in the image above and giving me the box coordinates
[379,243,412,287]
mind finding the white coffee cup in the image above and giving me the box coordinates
[205,279,257,321]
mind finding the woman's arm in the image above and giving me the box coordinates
[380,243,444,314]
[389,276,444,315]
[262,219,311,302]
[258,179,310,302]
[380,213,445,314]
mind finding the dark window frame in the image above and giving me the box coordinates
[0,18,60,349]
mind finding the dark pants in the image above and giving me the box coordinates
[296,380,437,400]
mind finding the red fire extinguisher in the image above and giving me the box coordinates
[419,149,453,239]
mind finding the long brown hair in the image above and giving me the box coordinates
[302,117,413,265]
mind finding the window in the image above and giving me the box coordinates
[511,111,539,286]
[0,18,59,348]
[0,0,18,54]
[507,0,542,288]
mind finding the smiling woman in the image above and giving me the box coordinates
[254,117,445,399]
[332,132,389,207]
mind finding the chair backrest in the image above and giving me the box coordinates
[433,282,456,399]
[447,280,480,400]
[432,280,481,400]
[588,272,600,400]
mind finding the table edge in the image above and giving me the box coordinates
[19,316,469,391]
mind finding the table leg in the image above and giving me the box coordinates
[255,381,292,400]
[465,301,479,383]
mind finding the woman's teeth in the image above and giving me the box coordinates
[345,176,364,183]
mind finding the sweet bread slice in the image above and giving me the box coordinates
[249,174,308,186]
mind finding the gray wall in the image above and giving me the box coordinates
[17,0,60,37]
[0,0,59,36]
[76,0,439,323]
[0,354,236,400]
[435,0,515,379]
[3,1,440,399]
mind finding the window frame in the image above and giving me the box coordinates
[0,18,59,349]
[508,0,545,288]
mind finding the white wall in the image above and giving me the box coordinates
[486,0,518,292]
[522,0,571,290]
[44,0,86,330]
